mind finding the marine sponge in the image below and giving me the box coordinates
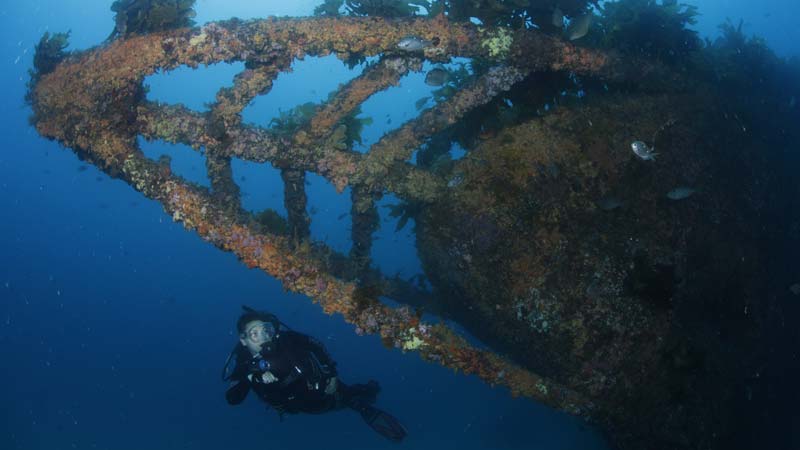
[480,28,513,59]
[401,327,426,351]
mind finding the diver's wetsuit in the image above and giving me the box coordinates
[227,330,359,414]
[224,329,405,442]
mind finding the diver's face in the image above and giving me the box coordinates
[240,320,273,355]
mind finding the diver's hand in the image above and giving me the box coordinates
[324,376,338,395]
[247,371,278,384]
[261,371,278,384]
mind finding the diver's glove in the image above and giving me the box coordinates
[248,371,278,384]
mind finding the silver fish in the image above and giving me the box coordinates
[424,67,449,86]
[666,187,696,200]
[397,36,432,52]
[552,7,564,28]
[631,140,657,161]
[597,196,624,211]
[789,283,800,295]
[565,13,592,40]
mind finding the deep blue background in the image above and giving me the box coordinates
[1,1,797,449]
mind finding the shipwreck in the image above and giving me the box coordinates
[26,1,800,449]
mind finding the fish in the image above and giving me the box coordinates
[597,196,624,211]
[552,7,564,28]
[790,283,800,295]
[666,187,696,200]
[424,67,449,86]
[631,140,657,161]
[397,36,432,52]
[546,162,560,178]
[565,13,592,40]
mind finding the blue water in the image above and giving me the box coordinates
[1,1,798,449]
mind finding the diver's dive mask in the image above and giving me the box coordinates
[243,321,276,345]
[238,306,282,354]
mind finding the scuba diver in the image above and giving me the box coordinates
[222,306,407,443]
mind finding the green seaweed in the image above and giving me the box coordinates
[341,106,373,148]
[31,31,71,78]
[255,209,289,235]
[314,0,344,16]
[385,201,423,232]
[315,0,599,29]
[424,62,472,108]
[446,0,597,29]
[26,31,71,103]
[109,0,197,40]
[593,0,700,64]
[690,19,800,137]
[269,102,319,135]
[267,99,371,150]
[699,19,777,90]
[315,0,427,17]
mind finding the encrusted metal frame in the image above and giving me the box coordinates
[30,15,647,417]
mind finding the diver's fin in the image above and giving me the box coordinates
[344,380,380,405]
[225,381,250,405]
[357,404,407,443]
